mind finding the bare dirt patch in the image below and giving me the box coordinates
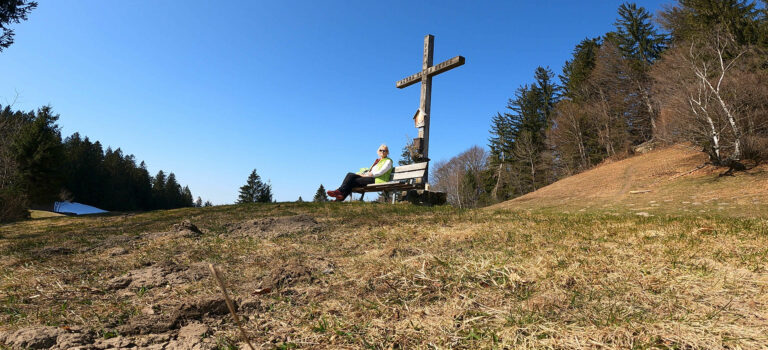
[226,214,322,239]
[264,257,335,290]
[0,326,63,349]
[117,296,229,336]
[385,246,423,258]
[32,246,74,257]
[145,219,204,240]
[92,232,140,252]
[106,262,208,291]
[0,321,217,349]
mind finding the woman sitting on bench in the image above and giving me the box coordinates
[327,144,393,201]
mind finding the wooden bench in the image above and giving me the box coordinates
[352,162,428,201]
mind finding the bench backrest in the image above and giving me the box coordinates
[390,162,428,182]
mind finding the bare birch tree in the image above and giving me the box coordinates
[652,28,767,166]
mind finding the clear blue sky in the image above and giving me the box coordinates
[1,0,670,204]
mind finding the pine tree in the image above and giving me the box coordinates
[611,3,666,142]
[257,180,273,203]
[297,196,304,203]
[0,105,29,221]
[0,0,38,52]
[10,105,64,207]
[488,112,513,166]
[164,172,182,208]
[152,170,167,209]
[614,2,667,67]
[203,200,212,207]
[532,67,559,134]
[132,161,152,210]
[102,147,132,210]
[560,37,601,101]
[485,67,561,199]
[660,0,762,46]
[237,169,264,204]
[313,184,328,202]
[87,140,106,207]
[181,185,194,207]
[399,139,415,166]
[486,112,514,201]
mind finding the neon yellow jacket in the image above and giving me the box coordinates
[358,157,393,184]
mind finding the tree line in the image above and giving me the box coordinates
[0,105,198,222]
[432,0,768,208]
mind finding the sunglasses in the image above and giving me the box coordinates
[378,149,388,152]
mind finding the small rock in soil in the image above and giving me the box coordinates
[177,322,210,340]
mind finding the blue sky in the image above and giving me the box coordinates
[0,0,669,204]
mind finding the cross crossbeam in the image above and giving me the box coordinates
[396,56,465,88]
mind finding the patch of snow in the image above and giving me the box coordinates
[54,201,107,215]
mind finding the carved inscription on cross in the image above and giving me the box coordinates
[396,34,464,181]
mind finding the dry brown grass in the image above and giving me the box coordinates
[492,144,768,217]
[28,210,65,219]
[1,199,767,349]
[1,145,766,349]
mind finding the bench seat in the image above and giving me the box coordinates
[351,162,428,196]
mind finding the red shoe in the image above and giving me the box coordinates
[327,190,340,197]
[334,194,346,201]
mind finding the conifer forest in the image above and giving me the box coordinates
[430,0,768,208]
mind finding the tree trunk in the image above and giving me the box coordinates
[491,161,503,201]
[637,81,657,139]
[529,158,536,191]
[597,88,614,157]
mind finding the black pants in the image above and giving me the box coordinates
[338,172,374,197]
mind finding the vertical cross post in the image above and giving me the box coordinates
[420,35,434,163]
[396,35,464,187]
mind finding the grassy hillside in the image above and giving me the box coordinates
[1,197,767,348]
[492,144,768,217]
[1,145,766,349]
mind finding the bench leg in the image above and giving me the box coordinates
[360,192,364,202]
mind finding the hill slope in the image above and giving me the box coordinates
[491,144,768,216]
[1,146,767,349]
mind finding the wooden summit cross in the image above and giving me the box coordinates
[353,35,464,201]
[396,34,464,183]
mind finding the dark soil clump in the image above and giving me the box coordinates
[117,296,231,336]
[265,257,334,290]
[145,219,204,240]
[226,214,322,239]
